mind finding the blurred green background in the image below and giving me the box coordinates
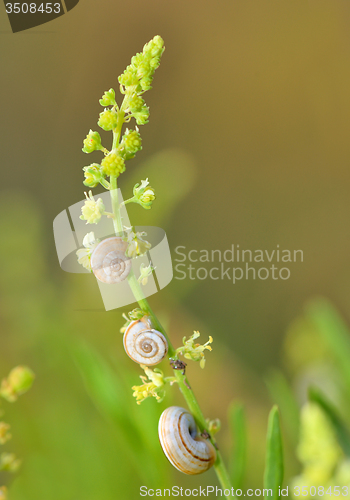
[1,0,350,498]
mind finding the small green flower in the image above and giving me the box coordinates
[82,130,103,154]
[133,105,150,125]
[124,226,151,258]
[132,365,175,405]
[80,191,105,224]
[120,308,148,333]
[0,366,35,402]
[83,163,104,188]
[101,152,125,177]
[207,418,221,436]
[118,66,139,89]
[0,423,11,445]
[138,263,155,285]
[175,331,213,369]
[99,88,116,107]
[128,94,145,113]
[0,453,21,472]
[120,128,142,159]
[98,109,118,131]
[134,179,155,209]
[76,232,100,271]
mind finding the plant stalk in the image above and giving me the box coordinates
[109,112,234,498]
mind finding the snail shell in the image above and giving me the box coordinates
[90,237,131,284]
[123,319,168,366]
[158,406,216,475]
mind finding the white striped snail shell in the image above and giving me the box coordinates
[123,318,168,366]
[158,406,216,475]
[90,236,131,284]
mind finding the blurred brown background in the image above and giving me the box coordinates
[1,1,350,498]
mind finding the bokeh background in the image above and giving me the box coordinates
[1,0,350,498]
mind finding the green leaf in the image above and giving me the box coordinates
[265,369,299,445]
[229,403,247,489]
[263,406,284,500]
[308,386,350,456]
[71,340,170,486]
[305,298,350,392]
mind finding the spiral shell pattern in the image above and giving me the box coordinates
[90,237,131,284]
[123,319,168,366]
[158,406,216,475]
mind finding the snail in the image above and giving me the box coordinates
[158,406,216,475]
[123,318,168,365]
[90,236,131,284]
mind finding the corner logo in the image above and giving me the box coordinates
[53,189,173,311]
[3,0,79,33]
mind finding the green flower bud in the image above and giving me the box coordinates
[98,109,118,131]
[144,35,164,58]
[0,366,35,402]
[83,163,104,188]
[140,76,152,92]
[120,128,142,159]
[128,94,145,113]
[150,56,161,70]
[99,88,116,107]
[82,130,102,154]
[134,106,149,126]
[136,61,151,80]
[80,191,105,224]
[101,152,125,177]
[131,53,143,68]
[118,66,138,88]
[118,36,165,95]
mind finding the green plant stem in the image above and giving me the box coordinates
[110,176,123,235]
[109,111,233,498]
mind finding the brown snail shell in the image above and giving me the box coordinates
[158,406,216,475]
[123,319,168,366]
[90,237,131,284]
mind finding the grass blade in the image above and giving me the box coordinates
[308,386,350,456]
[265,369,299,445]
[263,406,284,500]
[305,298,350,391]
[229,403,247,489]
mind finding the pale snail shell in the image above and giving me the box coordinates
[123,319,168,366]
[158,406,216,475]
[90,237,131,284]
